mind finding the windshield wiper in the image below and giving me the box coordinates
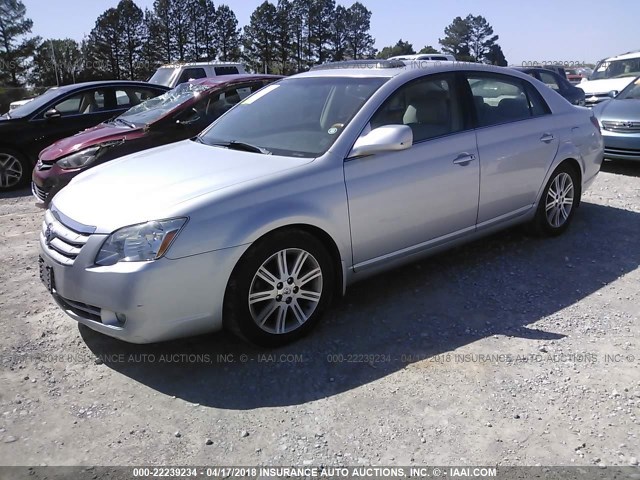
[210,141,271,155]
[114,118,136,128]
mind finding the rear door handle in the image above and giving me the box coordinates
[540,133,555,143]
[453,153,476,165]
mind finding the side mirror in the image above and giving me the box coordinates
[43,108,61,120]
[607,90,619,98]
[348,125,413,158]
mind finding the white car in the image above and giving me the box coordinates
[578,50,640,106]
[148,62,247,88]
[389,53,456,62]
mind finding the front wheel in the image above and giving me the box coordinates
[529,163,580,236]
[224,230,334,347]
[0,148,29,191]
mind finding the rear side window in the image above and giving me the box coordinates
[214,66,239,76]
[177,68,207,85]
[370,74,464,142]
[467,74,550,127]
[538,71,561,92]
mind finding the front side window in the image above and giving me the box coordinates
[369,74,464,142]
[468,74,549,127]
[51,89,108,116]
[198,77,387,158]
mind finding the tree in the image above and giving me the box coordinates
[466,14,498,63]
[376,39,414,59]
[186,0,216,61]
[345,2,374,60]
[274,0,294,73]
[214,4,241,61]
[308,0,334,64]
[0,0,38,86]
[485,44,507,66]
[242,1,277,73]
[150,0,172,62]
[117,0,144,79]
[418,45,439,54]
[439,16,471,61]
[30,38,82,86]
[86,8,123,79]
[329,4,348,62]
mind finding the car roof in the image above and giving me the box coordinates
[158,61,244,68]
[187,74,283,87]
[54,80,169,93]
[602,50,640,61]
[295,60,520,80]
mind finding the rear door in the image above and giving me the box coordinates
[466,72,559,225]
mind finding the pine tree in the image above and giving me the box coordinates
[0,0,38,86]
[214,4,241,61]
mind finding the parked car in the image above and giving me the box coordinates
[148,62,247,88]
[38,61,603,345]
[578,50,640,106]
[593,76,640,161]
[540,65,567,78]
[32,75,282,204]
[512,67,585,105]
[566,67,591,85]
[0,81,169,191]
[389,53,456,62]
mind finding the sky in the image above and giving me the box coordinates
[21,0,640,65]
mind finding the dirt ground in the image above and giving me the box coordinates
[0,161,639,469]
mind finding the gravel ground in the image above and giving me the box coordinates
[0,161,639,469]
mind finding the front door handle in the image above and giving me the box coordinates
[453,153,476,165]
[540,133,555,143]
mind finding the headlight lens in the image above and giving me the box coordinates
[56,146,101,170]
[95,218,187,266]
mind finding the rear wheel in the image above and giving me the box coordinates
[530,163,580,236]
[0,148,29,191]
[224,230,334,347]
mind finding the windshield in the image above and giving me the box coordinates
[198,77,387,158]
[6,86,69,118]
[590,58,640,80]
[148,67,176,87]
[617,77,640,100]
[117,82,211,126]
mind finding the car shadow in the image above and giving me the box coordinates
[0,186,33,200]
[602,159,640,178]
[81,202,640,410]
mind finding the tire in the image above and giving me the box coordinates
[0,148,29,191]
[529,163,580,237]
[223,229,335,347]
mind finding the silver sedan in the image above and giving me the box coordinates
[38,61,604,345]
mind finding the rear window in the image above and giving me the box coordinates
[214,66,239,76]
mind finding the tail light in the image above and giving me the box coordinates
[590,115,601,134]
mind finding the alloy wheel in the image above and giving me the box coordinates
[248,248,323,335]
[545,172,574,228]
[0,153,23,189]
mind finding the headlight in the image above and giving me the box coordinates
[56,146,101,170]
[95,218,187,266]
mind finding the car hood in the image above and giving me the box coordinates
[51,140,311,233]
[39,123,146,162]
[593,98,640,121]
[578,77,635,95]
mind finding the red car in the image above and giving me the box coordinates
[32,74,282,204]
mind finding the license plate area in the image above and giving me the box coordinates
[38,256,54,293]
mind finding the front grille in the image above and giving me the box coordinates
[40,210,91,266]
[604,146,640,158]
[54,293,102,322]
[31,182,47,202]
[584,94,609,105]
[36,159,53,171]
[602,120,640,133]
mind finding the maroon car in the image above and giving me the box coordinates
[32,74,282,203]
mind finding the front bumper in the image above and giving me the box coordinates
[602,131,640,161]
[32,162,82,204]
[39,212,250,343]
